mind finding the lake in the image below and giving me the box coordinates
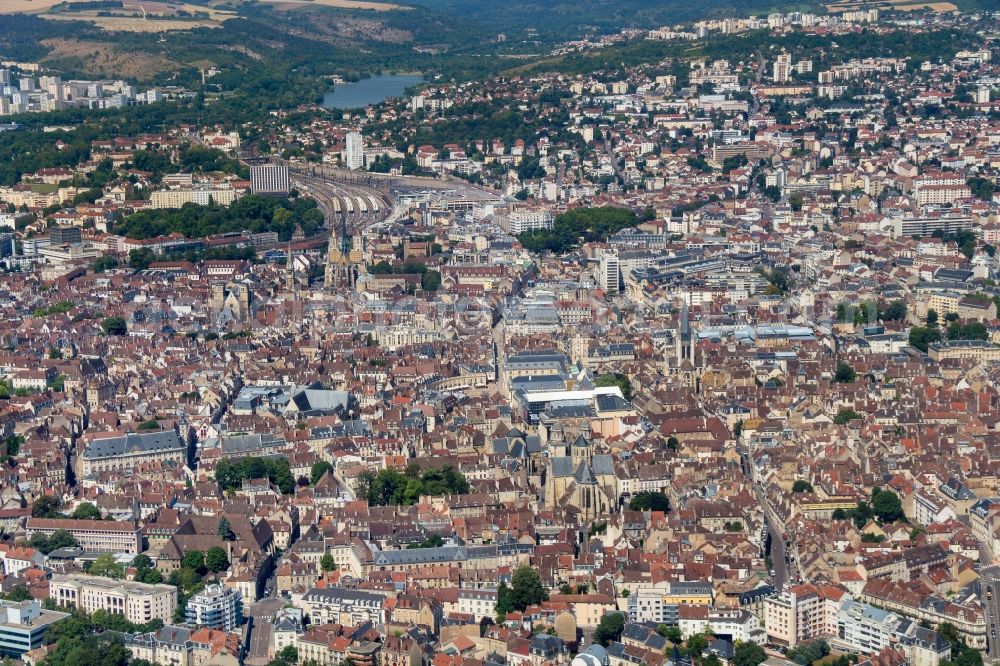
[323,74,423,110]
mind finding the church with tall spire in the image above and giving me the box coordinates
[325,217,363,289]
[665,301,700,390]
[543,421,617,523]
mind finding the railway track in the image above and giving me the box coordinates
[291,170,392,238]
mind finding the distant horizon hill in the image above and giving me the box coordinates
[399,0,825,39]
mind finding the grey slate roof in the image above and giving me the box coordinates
[83,430,184,460]
[592,455,614,476]
[574,461,596,485]
[550,457,575,478]
[305,586,383,606]
[221,433,284,455]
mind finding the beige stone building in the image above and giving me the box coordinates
[80,430,187,478]
[51,573,177,623]
[26,517,142,554]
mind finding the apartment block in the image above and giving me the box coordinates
[764,583,845,647]
[301,587,386,627]
[185,584,243,631]
[150,188,239,209]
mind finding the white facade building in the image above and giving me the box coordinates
[250,164,290,195]
[185,584,243,631]
[345,132,364,170]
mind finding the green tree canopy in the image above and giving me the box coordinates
[595,372,633,401]
[734,642,767,666]
[92,255,120,273]
[967,177,995,201]
[872,488,904,523]
[89,553,125,580]
[132,553,154,570]
[1,584,33,601]
[320,553,336,571]
[310,461,334,485]
[509,565,548,611]
[215,456,296,495]
[593,612,625,646]
[909,325,942,353]
[496,581,514,619]
[628,491,671,512]
[833,409,861,425]
[268,645,299,666]
[182,550,206,574]
[48,529,80,552]
[32,495,62,518]
[517,207,637,254]
[217,517,234,540]
[406,534,446,549]
[881,300,907,322]
[205,546,229,573]
[128,247,155,271]
[71,502,102,520]
[787,639,830,665]
[114,195,322,242]
[686,633,709,658]
[834,360,856,383]
[101,317,128,336]
[358,465,469,506]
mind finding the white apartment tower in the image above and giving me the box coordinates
[773,53,793,83]
[345,131,364,170]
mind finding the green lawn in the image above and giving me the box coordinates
[29,183,60,193]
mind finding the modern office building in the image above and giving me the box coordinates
[0,233,15,260]
[49,226,82,246]
[50,573,177,623]
[0,600,69,658]
[250,164,290,195]
[185,584,243,631]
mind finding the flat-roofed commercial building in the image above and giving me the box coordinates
[26,517,142,554]
[0,600,68,658]
[50,573,177,624]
